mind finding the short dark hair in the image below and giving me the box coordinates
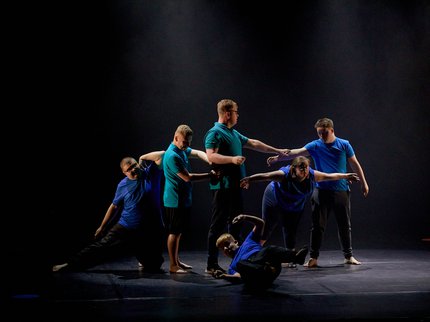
[314,118,334,129]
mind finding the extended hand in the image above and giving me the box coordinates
[347,173,360,183]
[233,156,246,165]
[279,149,290,156]
[94,226,104,239]
[240,177,250,189]
[267,155,278,167]
[232,214,245,224]
[209,169,221,179]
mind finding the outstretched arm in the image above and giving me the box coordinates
[314,171,360,183]
[266,147,309,166]
[240,170,285,189]
[244,139,289,155]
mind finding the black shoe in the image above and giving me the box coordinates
[294,246,309,265]
[205,263,226,274]
[144,267,166,274]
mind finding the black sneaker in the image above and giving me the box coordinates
[205,263,226,274]
[294,246,309,265]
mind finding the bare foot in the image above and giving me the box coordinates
[52,263,69,272]
[344,256,361,265]
[169,266,188,274]
[304,258,318,268]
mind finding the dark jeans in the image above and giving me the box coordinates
[310,188,352,259]
[207,188,243,266]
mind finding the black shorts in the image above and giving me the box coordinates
[164,207,191,234]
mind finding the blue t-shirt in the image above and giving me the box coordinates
[272,165,316,212]
[304,137,354,191]
[146,161,165,227]
[163,143,192,208]
[204,122,248,190]
[228,231,261,275]
[113,166,151,229]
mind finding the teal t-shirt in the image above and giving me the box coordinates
[163,143,192,208]
[204,122,248,190]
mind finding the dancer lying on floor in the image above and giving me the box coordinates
[212,214,308,289]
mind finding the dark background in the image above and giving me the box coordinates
[6,0,430,268]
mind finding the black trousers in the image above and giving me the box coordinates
[68,223,164,271]
[236,245,296,287]
[310,189,352,259]
[207,188,243,266]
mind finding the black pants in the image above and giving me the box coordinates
[207,188,243,266]
[68,223,164,271]
[310,189,352,259]
[262,184,303,250]
[236,245,296,287]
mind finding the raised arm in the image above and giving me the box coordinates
[240,170,285,189]
[139,150,165,166]
[267,147,309,166]
[232,214,265,237]
[348,155,369,197]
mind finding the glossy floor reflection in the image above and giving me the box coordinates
[6,249,430,322]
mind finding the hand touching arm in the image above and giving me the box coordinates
[267,147,309,166]
[244,139,289,155]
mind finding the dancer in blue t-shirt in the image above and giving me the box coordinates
[52,155,165,273]
[212,214,308,289]
[267,118,369,267]
[240,156,359,267]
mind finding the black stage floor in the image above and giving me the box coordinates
[6,249,430,322]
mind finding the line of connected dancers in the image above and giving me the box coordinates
[53,99,369,289]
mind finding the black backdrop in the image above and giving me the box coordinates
[7,1,430,265]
